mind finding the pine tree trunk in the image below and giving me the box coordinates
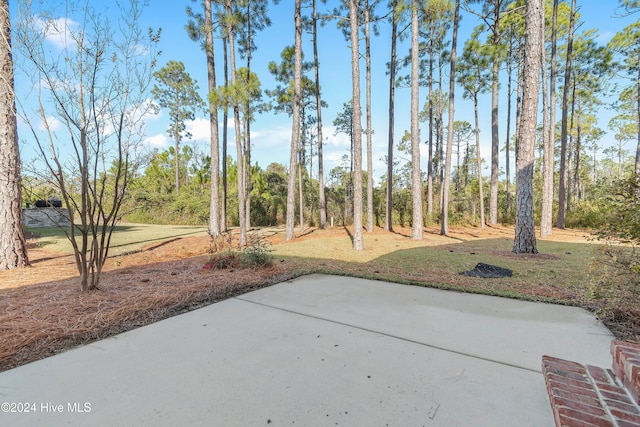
[285,0,302,241]
[474,97,486,229]
[221,35,229,232]
[455,136,460,192]
[540,17,548,217]
[225,1,246,245]
[541,0,558,237]
[205,0,220,237]
[245,138,251,231]
[174,122,180,194]
[573,112,582,203]
[567,80,576,211]
[313,0,327,229]
[385,0,397,232]
[245,128,251,232]
[365,0,373,233]
[349,0,364,250]
[298,130,304,233]
[558,0,576,229]
[505,37,513,218]
[513,0,541,255]
[410,0,423,240]
[244,4,252,233]
[427,36,434,220]
[0,0,29,270]
[488,3,502,226]
[440,0,459,236]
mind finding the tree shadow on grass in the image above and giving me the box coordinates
[343,225,354,244]
[388,226,469,243]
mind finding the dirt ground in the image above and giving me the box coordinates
[0,225,634,373]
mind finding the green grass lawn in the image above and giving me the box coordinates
[27,222,208,255]
[27,224,598,306]
[24,223,608,306]
[271,228,601,305]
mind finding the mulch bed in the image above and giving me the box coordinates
[0,235,297,372]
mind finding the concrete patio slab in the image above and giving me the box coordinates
[0,274,613,426]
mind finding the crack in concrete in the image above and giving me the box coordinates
[234,296,542,374]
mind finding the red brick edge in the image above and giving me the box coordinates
[612,340,640,405]
[542,355,640,427]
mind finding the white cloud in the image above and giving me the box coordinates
[145,117,210,149]
[185,117,211,143]
[324,151,348,164]
[144,99,161,120]
[144,133,169,149]
[419,141,429,157]
[250,125,292,148]
[322,126,350,147]
[247,124,351,150]
[35,17,79,50]
[39,115,63,132]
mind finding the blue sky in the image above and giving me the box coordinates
[13,1,640,183]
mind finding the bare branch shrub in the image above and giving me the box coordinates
[14,0,160,290]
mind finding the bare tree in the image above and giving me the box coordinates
[0,0,28,270]
[513,0,541,254]
[15,0,160,290]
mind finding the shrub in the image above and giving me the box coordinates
[595,176,640,244]
[589,245,640,315]
[588,176,640,322]
[209,231,234,254]
[565,202,606,230]
[204,231,272,270]
[240,233,273,268]
[203,252,239,270]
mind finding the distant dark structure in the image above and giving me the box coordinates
[23,197,69,227]
[33,197,62,208]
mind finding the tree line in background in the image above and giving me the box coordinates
[127,0,638,251]
[21,124,636,234]
[2,0,640,288]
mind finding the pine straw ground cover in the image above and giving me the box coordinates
[0,224,636,373]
